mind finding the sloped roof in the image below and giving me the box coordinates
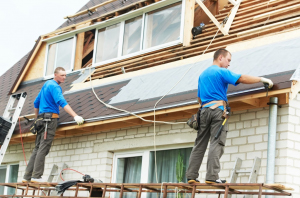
[0,53,30,116]
[57,0,141,29]
[2,0,300,138]
[12,35,299,135]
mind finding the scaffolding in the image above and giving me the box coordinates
[0,182,293,198]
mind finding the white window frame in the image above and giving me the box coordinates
[43,35,77,79]
[92,0,185,67]
[0,163,19,195]
[111,145,191,198]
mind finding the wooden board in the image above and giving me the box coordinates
[23,42,47,82]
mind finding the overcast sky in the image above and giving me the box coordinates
[0,0,90,77]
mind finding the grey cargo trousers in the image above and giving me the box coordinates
[24,118,58,180]
[186,107,227,181]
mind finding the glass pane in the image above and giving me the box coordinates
[56,38,74,71]
[147,148,192,198]
[0,167,7,195]
[96,23,120,62]
[46,43,57,76]
[145,3,182,49]
[7,164,19,195]
[123,16,142,55]
[115,156,142,198]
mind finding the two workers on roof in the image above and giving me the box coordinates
[22,67,85,183]
[186,49,273,184]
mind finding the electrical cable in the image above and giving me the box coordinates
[59,168,85,181]
[86,4,235,184]
[19,117,27,166]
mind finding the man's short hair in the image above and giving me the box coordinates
[54,67,65,74]
[213,49,231,60]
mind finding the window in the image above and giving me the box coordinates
[144,3,182,49]
[112,147,192,198]
[0,164,19,195]
[45,37,75,76]
[115,156,143,198]
[93,1,183,66]
[123,16,143,56]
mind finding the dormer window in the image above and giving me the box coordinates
[45,37,75,76]
[93,1,183,67]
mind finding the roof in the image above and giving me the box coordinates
[12,35,299,135]
[57,0,142,29]
[2,0,300,138]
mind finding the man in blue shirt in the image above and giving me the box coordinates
[186,49,273,184]
[23,67,84,183]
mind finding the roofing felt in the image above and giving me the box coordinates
[108,36,300,104]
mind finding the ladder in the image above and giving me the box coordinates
[229,157,261,198]
[41,163,69,196]
[0,92,27,165]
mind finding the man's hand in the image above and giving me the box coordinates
[74,116,84,125]
[260,77,273,88]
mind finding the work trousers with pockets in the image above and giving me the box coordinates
[186,107,227,181]
[24,118,58,180]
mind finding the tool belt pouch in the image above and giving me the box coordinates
[186,108,201,130]
[29,118,44,135]
[43,113,53,121]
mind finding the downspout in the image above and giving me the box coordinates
[266,97,278,198]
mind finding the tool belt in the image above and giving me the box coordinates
[29,113,59,134]
[202,100,229,119]
[186,100,229,130]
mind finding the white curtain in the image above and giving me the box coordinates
[116,156,142,198]
[147,148,192,198]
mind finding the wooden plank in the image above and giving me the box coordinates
[74,32,85,70]
[183,0,195,46]
[242,98,260,107]
[22,41,46,82]
[223,0,241,33]
[195,0,228,35]
[64,0,119,19]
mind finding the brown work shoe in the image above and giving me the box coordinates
[188,178,200,184]
[22,179,31,183]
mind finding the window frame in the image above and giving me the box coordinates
[111,145,191,198]
[92,0,185,67]
[0,163,19,195]
[43,35,77,79]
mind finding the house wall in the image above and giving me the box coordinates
[4,94,300,197]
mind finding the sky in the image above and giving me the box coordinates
[0,0,90,77]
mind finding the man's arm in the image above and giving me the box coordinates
[237,75,273,88]
[63,105,77,117]
[197,97,201,105]
[63,105,84,125]
[34,108,39,118]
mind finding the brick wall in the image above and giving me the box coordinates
[4,94,300,197]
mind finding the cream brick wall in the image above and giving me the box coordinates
[3,94,300,197]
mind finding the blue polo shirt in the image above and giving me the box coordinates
[198,65,241,110]
[34,80,68,114]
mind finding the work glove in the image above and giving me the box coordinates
[260,77,273,89]
[74,116,84,125]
